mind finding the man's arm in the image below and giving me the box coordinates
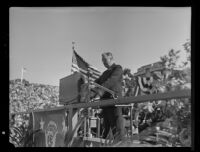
[92,65,123,97]
[94,73,102,84]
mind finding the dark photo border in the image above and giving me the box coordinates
[1,0,198,151]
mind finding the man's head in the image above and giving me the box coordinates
[102,52,114,69]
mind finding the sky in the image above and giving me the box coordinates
[10,7,191,86]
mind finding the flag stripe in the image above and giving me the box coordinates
[73,51,89,70]
[72,63,100,78]
[88,68,101,77]
[88,71,101,78]
[71,66,99,80]
[72,63,88,73]
[88,66,101,74]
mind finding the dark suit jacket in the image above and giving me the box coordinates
[95,63,123,99]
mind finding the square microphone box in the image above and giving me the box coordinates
[59,72,85,105]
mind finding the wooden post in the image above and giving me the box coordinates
[130,104,133,139]
[86,71,90,138]
[72,108,78,137]
[97,117,100,138]
[66,105,79,137]
[88,108,92,137]
[84,117,87,137]
[68,108,73,134]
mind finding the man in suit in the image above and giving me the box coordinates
[91,52,125,140]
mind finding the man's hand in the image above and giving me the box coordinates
[90,89,101,101]
[91,87,104,97]
[95,87,104,97]
[90,91,97,99]
[89,82,96,89]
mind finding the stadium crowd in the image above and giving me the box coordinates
[10,79,60,114]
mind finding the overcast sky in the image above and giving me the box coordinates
[10,7,191,86]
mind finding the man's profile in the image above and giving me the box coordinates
[91,52,125,140]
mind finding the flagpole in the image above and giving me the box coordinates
[71,41,75,74]
[87,67,92,137]
[72,41,75,52]
[21,67,24,84]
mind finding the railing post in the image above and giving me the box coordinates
[84,117,87,137]
[68,107,73,134]
[130,104,133,138]
[88,108,92,137]
[97,117,100,138]
[73,108,78,137]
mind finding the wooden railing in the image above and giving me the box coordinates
[66,89,190,109]
[66,89,190,134]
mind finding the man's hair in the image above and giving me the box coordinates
[102,52,113,60]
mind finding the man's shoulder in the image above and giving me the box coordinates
[112,64,122,70]
[101,64,122,76]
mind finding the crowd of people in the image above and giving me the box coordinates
[9,79,60,114]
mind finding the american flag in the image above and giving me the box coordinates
[71,50,101,82]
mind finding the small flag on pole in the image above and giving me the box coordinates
[21,67,28,83]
